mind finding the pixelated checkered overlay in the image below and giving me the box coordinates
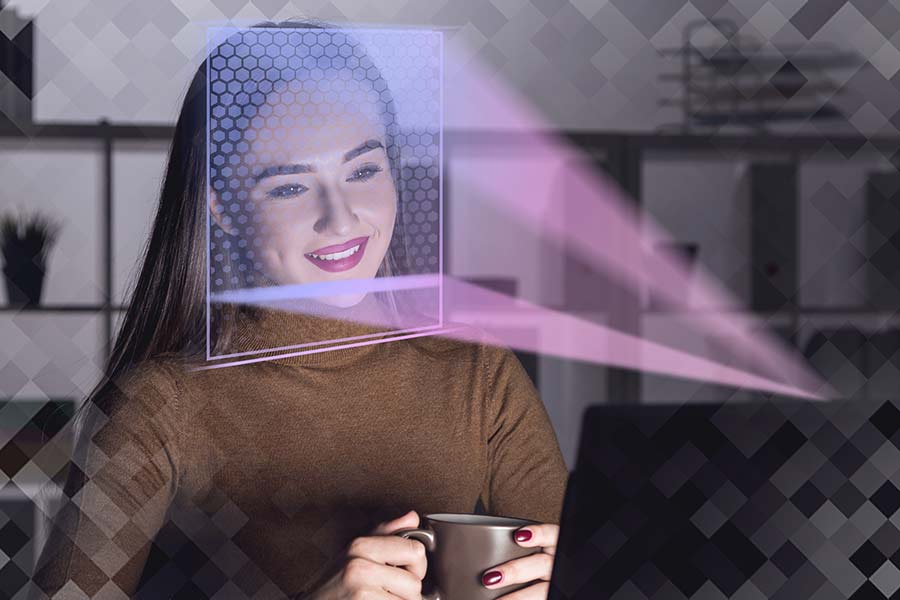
[204,26,442,362]
[553,400,900,600]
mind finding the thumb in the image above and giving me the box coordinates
[371,510,420,535]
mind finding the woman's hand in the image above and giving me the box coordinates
[480,523,559,599]
[304,510,427,600]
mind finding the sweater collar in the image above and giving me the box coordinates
[220,292,401,367]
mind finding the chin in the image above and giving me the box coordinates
[318,292,367,308]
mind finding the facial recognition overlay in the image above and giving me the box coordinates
[205,25,442,364]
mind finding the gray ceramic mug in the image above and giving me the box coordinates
[394,513,542,600]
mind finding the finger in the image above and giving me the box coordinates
[371,510,420,535]
[349,590,405,600]
[513,524,559,552]
[343,558,423,600]
[347,535,428,580]
[496,581,550,600]
[371,510,419,535]
[482,552,555,588]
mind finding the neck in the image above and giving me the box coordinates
[216,292,398,364]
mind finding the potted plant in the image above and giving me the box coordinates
[1,210,61,307]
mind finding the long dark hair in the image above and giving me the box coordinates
[33,19,414,568]
[91,19,409,411]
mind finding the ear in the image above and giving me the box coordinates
[208,186,238,235]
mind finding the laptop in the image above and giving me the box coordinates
[549,399,900,599]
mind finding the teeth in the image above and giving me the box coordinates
[309,244,361,261]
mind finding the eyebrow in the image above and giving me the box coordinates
[250,139,385,184]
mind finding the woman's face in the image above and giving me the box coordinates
[232,83,397,307]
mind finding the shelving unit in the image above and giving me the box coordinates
[0,119,173,364]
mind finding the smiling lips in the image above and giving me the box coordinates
[304,236,369,272]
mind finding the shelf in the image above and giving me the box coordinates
[0,397,75,405]
[0,120,174,140]
[657,43,864,70]
[690,105,844,125]
[643,306,900,318]
[703,50,863,71]
[658,81,842,103]
[0,121,895,155]
[444,129,900,157]
[0,304,126,313]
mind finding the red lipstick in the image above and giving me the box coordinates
[304,236,369,273]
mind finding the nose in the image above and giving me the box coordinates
[314,182,358,236]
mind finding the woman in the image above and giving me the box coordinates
[31,19,567,600]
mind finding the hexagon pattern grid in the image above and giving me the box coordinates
[206,26,442,358]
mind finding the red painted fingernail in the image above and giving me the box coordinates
[515,529,533,542]
[482,570,503,586]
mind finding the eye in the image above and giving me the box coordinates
[266,183,308,199]
[347,164,383,182]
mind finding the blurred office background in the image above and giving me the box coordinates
[1,0,900,591]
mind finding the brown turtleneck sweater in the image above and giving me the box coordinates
[30,295,569,599]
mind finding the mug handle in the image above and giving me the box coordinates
[394,528,440,600]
